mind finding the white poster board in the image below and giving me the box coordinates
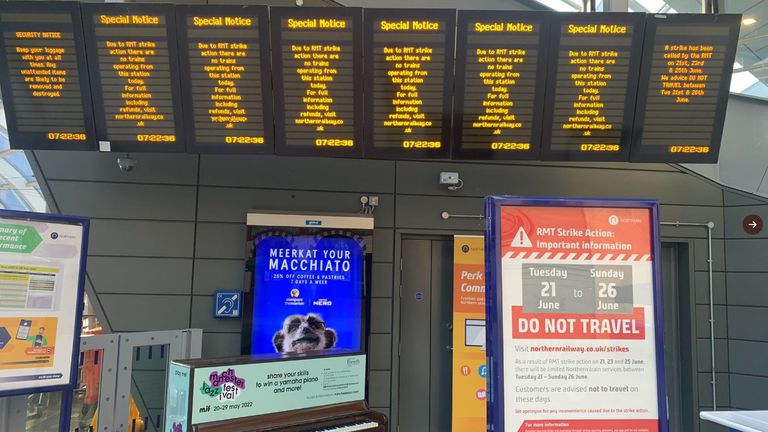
[0,212,89,396]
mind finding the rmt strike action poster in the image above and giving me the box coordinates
[486,197,666,432]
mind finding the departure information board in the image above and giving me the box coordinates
[453,11,550,160]
[541,13,645,161]
[0,2,95,150]
[271,8,362,157]
[82,3,185,152]
[177,5,273,154]
[630,15,740,163]
[364,9,455,159]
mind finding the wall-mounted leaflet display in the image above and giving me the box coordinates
[176,5,274,154]
[0,1,96,151]
[630,14,740,163]
[270,8,363,157]
[452,11,550,160]
[81,3,186,152]
[485,196,667,432]
[541,13,645,162]
[0,210,89,397]
[364,9,455,159]
[242,212,372,358]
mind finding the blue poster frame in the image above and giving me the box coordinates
[0,210,90,399]
[484,196,667,432]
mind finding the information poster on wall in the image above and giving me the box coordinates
[452,235,487,431]
[485,197,666,432]
[244,212,372,357]
[0,212,89,396]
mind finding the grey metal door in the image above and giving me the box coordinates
[398,237,453,432]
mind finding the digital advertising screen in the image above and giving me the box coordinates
[364,9,456,159]
[0,1,95,151]
[270,7,363,157]
[453,11,550,160]
[243,220,371,357]
[630,14,740,163]
[81,3,185,152]
[176,5,274,154]
[540,13,645,161]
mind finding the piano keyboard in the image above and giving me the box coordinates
[314,420,380,431]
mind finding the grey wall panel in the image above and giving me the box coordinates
[395,162,724,206]
[89,220,195,257]
[374,229,394,263]
[88,257,192,295]
[368,370,391,408]
[698,372,730,407]
[725,239,768,272]
[696,305,727,339]
[695,239,726,272]
[369,333,392,371]
[370,298,393,334]
[396,195,484,232]
[728,306,768,342]
[372,263,394,298]
[730,374,768,409]
[34,151,199,185]
[660,205,724,238]
[700,421,730,432]
[190,296,243,333]
[99,294,190,332]
[49,181,196,221]
[197,187,394,228]
[727,273,768,307]
[725,205,768,238]
[200,155,395,193]
[202,333,241,358]
[724,190,767,207]
[729,340,768,376]
[196,223,246,259]
[132,371,166,409]
[695,271,726,305]
[697,338,729,373]
[193,259,245,295]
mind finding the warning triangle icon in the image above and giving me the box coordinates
[511,227,532,248]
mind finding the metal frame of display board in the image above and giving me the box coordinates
[484,196,668,432]
[0,210,89,398]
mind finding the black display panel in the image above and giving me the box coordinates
[541,13,645,161]
[630,14,740,163]
[176,5,273,154]
[81,3,185,152]
[0,2,95,150]
[364,9,456,159]
[270,7,363,157]
[453,11,550,160]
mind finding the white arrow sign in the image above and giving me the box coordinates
[750,221,758,228]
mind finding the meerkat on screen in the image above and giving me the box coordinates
[273,313,337,353]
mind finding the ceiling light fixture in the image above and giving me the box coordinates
[743,18,757,26]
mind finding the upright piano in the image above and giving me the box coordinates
[165,352,387,432]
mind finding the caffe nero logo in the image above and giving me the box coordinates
[200,368,246,402]
[461,245,470,253]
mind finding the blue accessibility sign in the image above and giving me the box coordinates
[214,290,242,319]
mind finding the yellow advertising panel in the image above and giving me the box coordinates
[452,235,486,431]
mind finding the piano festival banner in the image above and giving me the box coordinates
[452,235,487,431]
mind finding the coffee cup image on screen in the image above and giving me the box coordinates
[250,234,364,355]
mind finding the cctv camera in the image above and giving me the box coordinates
[117,157,137,173]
